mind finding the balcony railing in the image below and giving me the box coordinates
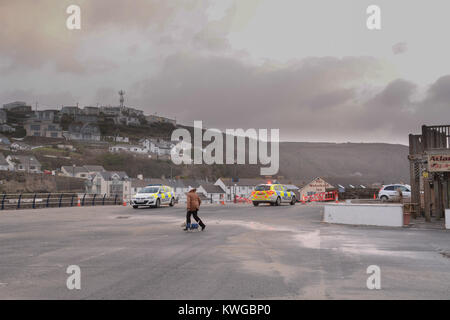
[422,125,450,150]
[409,125,450,154]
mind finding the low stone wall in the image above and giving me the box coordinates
[324,203,404,227]
[0,171,85,193]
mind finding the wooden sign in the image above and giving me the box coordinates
[428,155,450,172]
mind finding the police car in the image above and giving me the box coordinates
[251,183,296,206]
[131,184,175,208]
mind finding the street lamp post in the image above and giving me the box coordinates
[71,164,76,191]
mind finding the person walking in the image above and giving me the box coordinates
[184,188,206,231]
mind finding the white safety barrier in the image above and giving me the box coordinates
[446,209,449,230]
[324,203,404,227]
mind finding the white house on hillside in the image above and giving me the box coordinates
[109,144,148,154]
[61,165,105,178]
[6,155,41,173]
[214,178,267,200]
[197,184,226,203]
[86,171,131,199]
[0,153,9,171]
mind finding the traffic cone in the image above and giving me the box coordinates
[123,199,127,206]
[373,193,376,200]
[77,198,81,207]
[335,193,339,203]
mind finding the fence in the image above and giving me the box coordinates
[0,193,125,210]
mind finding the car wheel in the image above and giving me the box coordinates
[155,199,161,208]
[169,198,175,207]
[132,205,138,209]
[275,197,281,206]
[253,201,259,206]
[290,197,296,205]
[380,195,388,202]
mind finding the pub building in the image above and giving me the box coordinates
[409,125,450,223]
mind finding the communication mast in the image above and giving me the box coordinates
[119,90,125,110]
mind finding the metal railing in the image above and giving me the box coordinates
[0,193,125,210]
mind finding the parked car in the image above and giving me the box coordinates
[378,184,411,201]
[251,183,296,206]
[130,184,175,208]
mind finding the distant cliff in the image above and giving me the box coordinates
[278,142,409,184]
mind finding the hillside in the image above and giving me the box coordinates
[278,142,409,184]
[28,140,409,184]
[10,114,410,183]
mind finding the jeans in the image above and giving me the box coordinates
[186,210,205,228]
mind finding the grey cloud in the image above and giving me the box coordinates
[0,89,78,108]
[392,42,408,55]
[417,75,450,121]
[423,75,450,105]
[0,0,205,73]
[367,79,417,110]
[192,2,235,52]
[130,53,447,143]
[307,88,355,109]
[93,87,120,106]
[131,54,384,139]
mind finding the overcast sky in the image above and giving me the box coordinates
[0,0,449,144]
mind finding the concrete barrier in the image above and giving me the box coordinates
[446,209,449,230]
[324,203,403,227]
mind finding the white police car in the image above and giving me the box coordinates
[131,184,175,208]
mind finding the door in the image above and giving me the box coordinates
[160,187,169,204]
[279,185,290,202]
[399,186,411,198]
[383,186,397,199]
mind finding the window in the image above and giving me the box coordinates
[139,187,159,194]
[255,185,270,191]
[51,132,58,137]
[384,186,395,191]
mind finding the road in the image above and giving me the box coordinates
[0,203,449,299]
